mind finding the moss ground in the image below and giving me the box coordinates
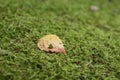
[0,0,120,80]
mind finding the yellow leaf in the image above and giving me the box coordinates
[38,34,66,53]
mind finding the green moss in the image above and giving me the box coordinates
[0,0,120,80]
[48,44,53,49]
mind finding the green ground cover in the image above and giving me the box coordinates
[0,0,120,80]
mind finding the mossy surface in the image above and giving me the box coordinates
[0,0,120,80]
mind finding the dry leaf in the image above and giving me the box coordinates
[90,5,99,12]
[38,34,66,53]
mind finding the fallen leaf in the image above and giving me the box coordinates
[38,34,66,53]
[90,5,99,12]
